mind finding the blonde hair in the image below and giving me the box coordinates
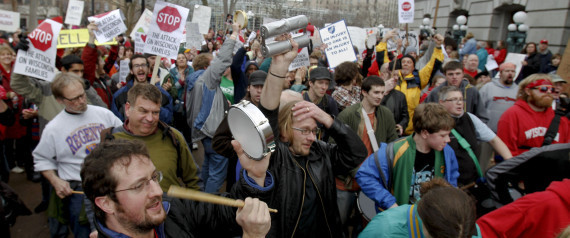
[517,74,553,101]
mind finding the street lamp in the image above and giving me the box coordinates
[452,15,467,44]
[507,11,528,53]
[420,17,431,37]
[247,10,255,30]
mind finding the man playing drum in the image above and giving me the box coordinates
[230,35,368,237]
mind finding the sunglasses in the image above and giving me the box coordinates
[533,86,555,93]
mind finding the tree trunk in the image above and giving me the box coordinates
[11,0,17,12]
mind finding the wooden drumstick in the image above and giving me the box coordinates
[167,185,278,213]
[71,190,84,194]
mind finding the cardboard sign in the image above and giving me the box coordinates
[557,39,570,82]
[347,26,366,55]
[191,5,211,35]
[119,59,130,83]
[320,20,357,68]
[0,9,20,32]
[144,2,189,60]
[88,9,127,43]
[398,0,414,24]
[14,19,62,82]
[130,9,153,39]
[57,29,118,48]
[502,53,527,79]
[185,22,203,50]
[134,32,146,55]
[288,47,310,71]
[65,0,84,26]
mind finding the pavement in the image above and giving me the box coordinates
[8,172,51,238]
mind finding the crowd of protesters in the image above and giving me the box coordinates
[0,9,568,238]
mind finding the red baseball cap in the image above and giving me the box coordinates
[540,39,548,44]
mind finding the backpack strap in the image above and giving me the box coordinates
[451,129,483,178]
[543,113,562,146]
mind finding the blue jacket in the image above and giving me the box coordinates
[111,79,174,124]
[355,142,459,211]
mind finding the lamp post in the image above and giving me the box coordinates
[452,15,467,45]
[247,10,255,30]
[420,17,431,37]
[507,11,528,53]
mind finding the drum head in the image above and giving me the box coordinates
[228,107,264,159]
[357,191,377,222]
[234,11,247,29]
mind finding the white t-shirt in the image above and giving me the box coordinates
[33,105,123,181]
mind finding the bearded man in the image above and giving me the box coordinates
[497,74,570,156]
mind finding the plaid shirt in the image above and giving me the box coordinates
[332,85,361,111]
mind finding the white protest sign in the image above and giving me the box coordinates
[191,5,211,35]
[288,47,310,71]
[134,32,146,55]
[501,53,527,79]
[398,0,414,24]
[320,20,357,68]
[0,10,20,32]
[130,9,153,39]
[347,26,366,55]
[88,9,127,43]
[65,0,84,26]
[185,22,203,50]
[387,30,419,53]
[485,55,498,72]
[119,59,130,83]
[14,19,62,82]
[144,2,189,60]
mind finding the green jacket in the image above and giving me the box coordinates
[337,103,399,149]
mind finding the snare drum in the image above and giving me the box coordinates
[227,100,275,160]
[357,191,378,228]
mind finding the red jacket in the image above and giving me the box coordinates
[493,48,507,65]
[477,179,570,238]
[81,44,114,108]
[0,63,27,139]
[497,99,570,156]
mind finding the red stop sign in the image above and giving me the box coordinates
[402,2,412,11]
[28,22,53,52]
[157,6,182,33]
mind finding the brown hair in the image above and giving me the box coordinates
[437,86,462,101]
[442,61,463,74]
[51,72,85,99]
[193,53,213,70]
[517,74,553,101]
[417,178,477,238]
[521,42,537,54]
[278,100,302,142]
[0,45,15,56]
[127,83,162,106]
[413,103,455,134]
[334,61,360,86]
[81,139,150,224]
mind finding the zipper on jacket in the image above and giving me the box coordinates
[290,158,307,238]
[306,161,333,237]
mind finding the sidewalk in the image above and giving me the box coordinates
[8,172,50,238]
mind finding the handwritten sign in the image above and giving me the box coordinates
[130,9,153,39]
[185,22,203,50]
[65,0,84,26]
[288,47,310,71]
[144,1,189,59]
[88,9,127,43]
[134,32,146,55]
[347,26,367,55]
[14,19,62,82]
[319,20,357,68]
[57,29,118,48]
[191,5,211,35]
[0,9,20,32]
[398,0,414,24]
[119,59,130,83]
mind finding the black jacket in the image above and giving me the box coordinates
[244,106,367,238]
[518,52,541,83]
[381,89,410,130]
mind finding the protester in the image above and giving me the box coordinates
[538,39,553,73]
[380,62,410,135]
[459,32,477,60]
[517,42,541,83]
[331,61,361,111]
[464,54,480,78]
[476,41,489,72]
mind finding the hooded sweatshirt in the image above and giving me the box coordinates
[477,179,570,238]
[477,78,518,132]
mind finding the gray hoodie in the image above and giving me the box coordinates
[477,78,519,132]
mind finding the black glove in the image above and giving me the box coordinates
[14,36,29,52]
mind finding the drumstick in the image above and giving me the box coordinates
[167,185,278,213]
[71,190,84,194]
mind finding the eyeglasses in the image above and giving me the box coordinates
[292,127,319,135]
[533,86,554,93]
[115,171,163,194]
[132,64,148,69]
[63,92,86,103]
[444,97,464,103]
